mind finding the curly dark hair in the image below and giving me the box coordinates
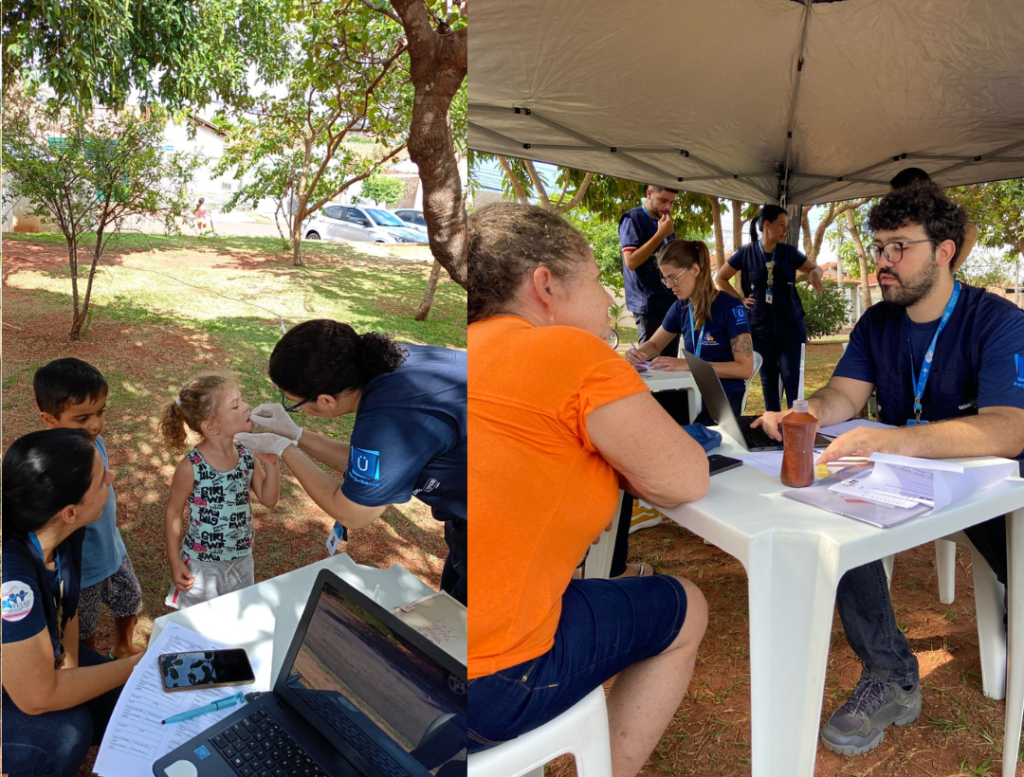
[468,202,593,324]
[269,319,405,399]
[868,184,965,274]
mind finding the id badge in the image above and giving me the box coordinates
[907,419,929,426]
[765,290,773,305]
[326,522,348,556]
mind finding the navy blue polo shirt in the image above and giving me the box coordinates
[727,241,808,337]
[343,344,467,529]
[619,205,677,315]
[1,531,83,665]
[662,294,752,395]
[835,283,1024,465]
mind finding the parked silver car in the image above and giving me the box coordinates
[393,208,429,234]
[304,205,427,244]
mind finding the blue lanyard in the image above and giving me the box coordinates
[688,305,705,358]
[28,532,64,637]
[907,281,960,422]
[755,240,776,264]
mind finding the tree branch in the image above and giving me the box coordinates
[524,160,550,207]
[497,155,530,203]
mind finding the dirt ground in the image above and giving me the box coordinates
[542,523,1020,777]
[2,238,448,777]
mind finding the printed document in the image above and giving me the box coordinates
[829,452,1016,512]
[94,622,268,777]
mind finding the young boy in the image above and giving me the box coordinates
[34,358,144,659]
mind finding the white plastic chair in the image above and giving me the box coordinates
[741,351,764,415]
[467,686,613,777]
[882,533,1006,699]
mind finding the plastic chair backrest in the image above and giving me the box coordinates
[741,351,764,415]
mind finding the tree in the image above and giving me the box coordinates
[951,179,1024,306]
[800,199,868,266]
[708,196,726,271]
[2,98,197,339]
[797,280,850,339]
[358,0,468,292]
[358,173,406,207]
[490,154,595,213]
[213,0,412,267]
[2,0,226,108]
[565,210,624,294]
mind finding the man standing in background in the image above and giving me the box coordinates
[620,185,681,358]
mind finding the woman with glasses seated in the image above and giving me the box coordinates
[715,204,824,412]
[2,429,146,777]
[468,203,709,773]
[236,320,467,604]
[626,239,754,425]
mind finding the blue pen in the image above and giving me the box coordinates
[162,691,245,724]
[628,340,649,364]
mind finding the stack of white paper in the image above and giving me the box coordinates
[94,623,268,777]
[828,452,1017,512]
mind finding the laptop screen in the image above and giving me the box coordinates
[283,581,467,775]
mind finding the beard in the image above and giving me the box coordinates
[879,252,939,307]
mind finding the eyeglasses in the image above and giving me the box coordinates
[280,391,314,414]
[661,268,689,288]
[867,239,933,264]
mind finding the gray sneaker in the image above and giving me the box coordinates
[821,670,921,755]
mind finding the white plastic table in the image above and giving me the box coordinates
[151,554,456,684]
[638,369,701,423]
[624,431,1024,777]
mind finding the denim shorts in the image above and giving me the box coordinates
[467,575,688,751]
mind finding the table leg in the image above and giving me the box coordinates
[1002,507,1024,777]
[746,531,840,777]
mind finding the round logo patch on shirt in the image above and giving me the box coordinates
[1,580,35,622]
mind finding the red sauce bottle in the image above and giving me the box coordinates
[781,399,816,488]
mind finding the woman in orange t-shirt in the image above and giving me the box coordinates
[468,203,710,775]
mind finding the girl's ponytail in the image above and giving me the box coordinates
[158,399,189,454]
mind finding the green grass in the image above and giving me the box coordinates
[3,232,464,660]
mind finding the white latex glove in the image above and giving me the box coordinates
[235,432,296,457]
[249,403,303,441]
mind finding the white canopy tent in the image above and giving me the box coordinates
[468,0,1024,214]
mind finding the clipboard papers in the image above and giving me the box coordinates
[783,465,932,528]
[784,455,1019,529]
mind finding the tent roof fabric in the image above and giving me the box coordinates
[468,0,1024,205]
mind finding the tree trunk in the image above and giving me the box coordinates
[731,200,743,254]
[708,196,725,271]
[415,260,443,321]
[67,239,81,324]
[844,209,873,313]
[390,1,467,289]
[291,194,308,267]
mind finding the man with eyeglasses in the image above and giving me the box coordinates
[754,183,1024,755]
[620,185,682,358]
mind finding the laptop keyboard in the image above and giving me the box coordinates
[736,416,781,450]
[210,708,325,777]
[301,693,411,777]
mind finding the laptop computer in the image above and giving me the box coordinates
[681,350,831,452]
[153,569,467,777]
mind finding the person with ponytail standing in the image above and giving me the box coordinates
[235,320,468,605]
[159,374,281,608]
[2,429,146,777]
[716,205,824,411]
[626,240,754,424]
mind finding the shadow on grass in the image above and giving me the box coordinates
[3,283,449,656]
[3,230,434,269]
